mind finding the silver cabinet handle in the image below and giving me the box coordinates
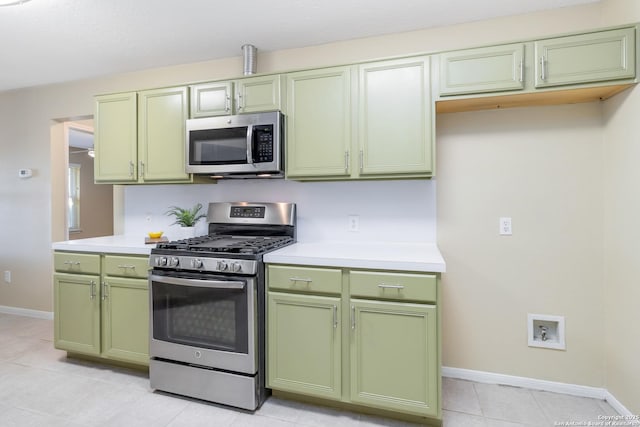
[237,94,243,110]
[540,56,547,81]
[101,282,107,300]
[289,277,312,283]
[378,283,405,290]
[519,60,524,82]
[117,264,136,270]
[129,161,134,177]
[359,150,364,173]
[140,161,145,178]
[90,280,96,299]
[225,95,231,112]
[333,305,338,329]
[344,151,350,173]
[351,305,356,330]
[63,261,80,266]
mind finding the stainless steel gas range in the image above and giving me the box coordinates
[148,202,295,411]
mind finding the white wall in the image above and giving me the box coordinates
[122,180,436,243]
[437,102,606,387]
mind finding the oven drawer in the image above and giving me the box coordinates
[103,255,149,278]
[349,271,437,303]
[268,265,342,295]
[54,251,101,274]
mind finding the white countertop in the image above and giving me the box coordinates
[52,236,446,272]
[52,235,155,255]
[264,241,446,273]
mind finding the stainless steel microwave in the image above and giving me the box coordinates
[186,111,284,177]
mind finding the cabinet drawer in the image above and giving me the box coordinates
[103,255,149,279]
[54,252,101,274]
[349,271,437,303]
[268,265,342,295]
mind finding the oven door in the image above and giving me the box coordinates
[149,272,257,374]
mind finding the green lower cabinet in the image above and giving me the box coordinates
[54,273,101,356]
[350,299,438,417]
[53,251,149,367]
[101,277,149,365]
[267,292,342,400]
[266,263,441,421]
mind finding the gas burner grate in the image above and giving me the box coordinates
[156,235,293,255]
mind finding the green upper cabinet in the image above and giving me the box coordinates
[190,74,283,118]
[95,87,191,184]
[190,81,233,118]
[138,86,190,183]
[535,27,636,88]
[236,74,284,114]
[267,292,342,400]
[94,92,138,183]
[350,298,438,417]
[357,56,433,177]
[439,43,525,96]
[285,66,352,178]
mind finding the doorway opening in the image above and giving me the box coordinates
[51,119,114,242]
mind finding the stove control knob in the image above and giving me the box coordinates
[156,257,168,267]
[217,261,228,271]
[169,257,179,267]
[191,258,203,269]
[231,262,242,273]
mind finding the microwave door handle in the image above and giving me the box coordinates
[150,274,245,290]
[246,125,254,164]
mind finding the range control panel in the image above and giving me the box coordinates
[230,206,266,219]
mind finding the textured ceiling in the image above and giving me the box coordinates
[0,0,600,92]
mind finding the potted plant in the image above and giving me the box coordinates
[165,203,206,239]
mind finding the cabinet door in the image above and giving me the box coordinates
[190,81,233,118]
[358,57,433,177]
[138,86,191,183]
[439,43,525,96]
[535,28,636,88]
[286,67,352,178]
[94,92,138,183]
[236,75,283,114]
[101,277,149,365]
[350,299,438,417]
[267,292,341,400]
[54,273,101,356]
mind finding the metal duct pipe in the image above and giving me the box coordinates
[242,44,257,75]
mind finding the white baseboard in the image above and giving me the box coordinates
[604,390,640,424]
[0,305,53,320]
[442,366,635,418]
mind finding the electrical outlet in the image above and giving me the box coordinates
[348,215,360,232]
[3,270,11,283]
[499,217,512,235]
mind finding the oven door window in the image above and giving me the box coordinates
[152,280,249,354]
[189,127,248,165]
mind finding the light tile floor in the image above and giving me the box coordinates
[0,312,620,426]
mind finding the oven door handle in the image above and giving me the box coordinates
[150,274,246,290]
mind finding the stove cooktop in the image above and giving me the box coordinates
[156,234,294,255]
